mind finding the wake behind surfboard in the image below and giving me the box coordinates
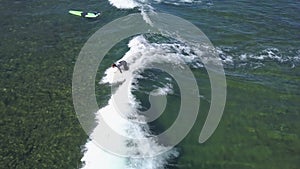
[69,10,101,18]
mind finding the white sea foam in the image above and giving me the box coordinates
[216,47,234,64]
[108,0,211,9]
[218,47,300,68]
[80,35,205,169]
[151,83,174,96]
[108,0,141,9]
[153,0,213,6]
[81,140,126,169]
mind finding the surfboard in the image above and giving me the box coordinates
[69,10,101,18]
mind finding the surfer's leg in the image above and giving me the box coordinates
[122,61,129,70]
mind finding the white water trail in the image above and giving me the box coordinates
[81,35,203,169]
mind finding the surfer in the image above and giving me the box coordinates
[112,60,128,73]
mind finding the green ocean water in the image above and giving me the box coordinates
[1,0,299,169]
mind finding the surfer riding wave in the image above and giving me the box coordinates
[112,60,129,73]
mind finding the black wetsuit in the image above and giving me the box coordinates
[115,61,128,73]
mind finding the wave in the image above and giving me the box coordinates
[108,0,148,9]
[108,0,141,9]
[80,35,205,169]
[107,0,212,9]
[239,48,300,63]
[153,0,213,6]
[217,47,300,69]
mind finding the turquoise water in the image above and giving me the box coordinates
[1,0,299,169]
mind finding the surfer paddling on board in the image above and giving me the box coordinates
[112,60,129,73]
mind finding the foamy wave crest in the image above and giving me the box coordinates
[108,0,148,9]
[216,47,300,68]
[101,36,202,84]
[240,48,290,62]
[81,35,205,169]
[107,0,213,25]
[108,0,212,9]
[153,0,213,6]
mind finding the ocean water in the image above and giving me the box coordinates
[1,0,299,169]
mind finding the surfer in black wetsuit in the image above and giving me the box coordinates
[112,60,128,73]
